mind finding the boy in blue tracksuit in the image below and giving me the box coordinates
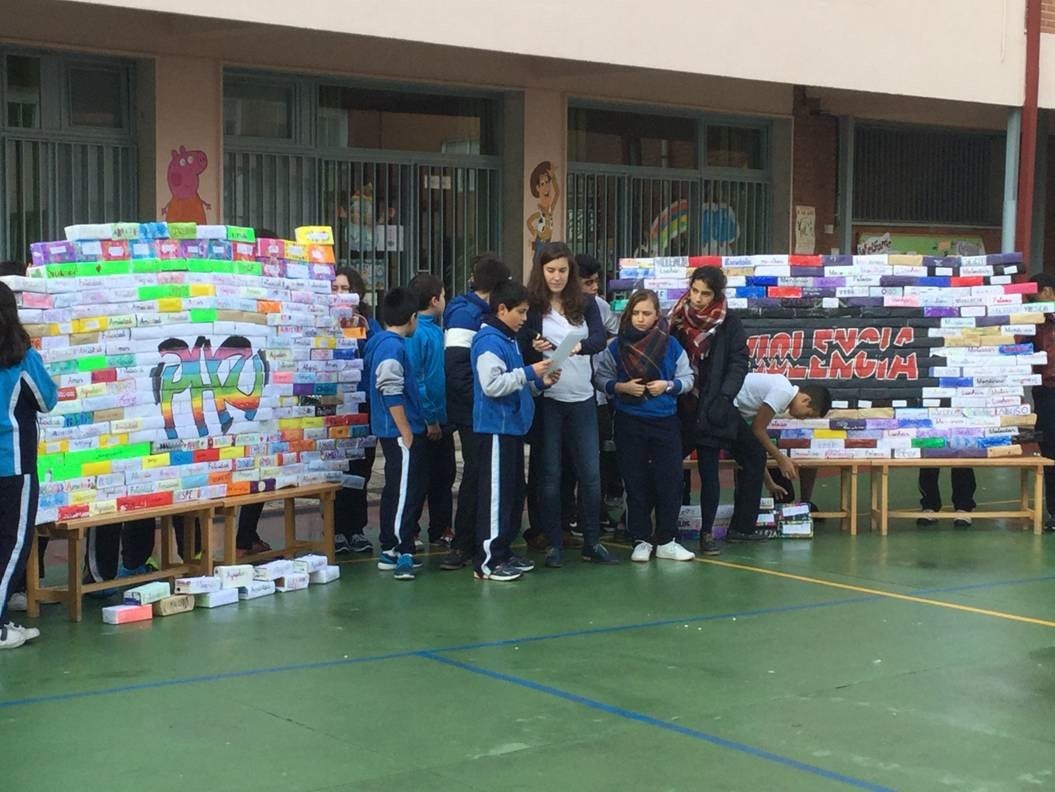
[471,280,559,581]
[441,253,512,570]
[406,272,455,546]
[363,287,429,580]
[0,281,57,648]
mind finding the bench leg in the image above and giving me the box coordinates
[879,467,890,536]
[1020,468,1030,515]
[25,527,40,619]
[284,499,296,551]
[68,532,83,623]
[223,508,237,565]
[198,509,214,575]
[1034,466,1044,535]
[320,492,336,563]
[848,466,859,536]
[160,516,172,569]
[870,470,879,532]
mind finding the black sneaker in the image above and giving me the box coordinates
[916,509,938,527]
[508,554,535,573]
[348,533,373,554]
[953,514,973,529]
[474,562,522,582]
[334,535,352,555]
[727,529,776,542]
[581,543,619,564]
[1045,515,1055,533]
[544,546,563,568]
[439,548,469,570]
[698,534,721,556]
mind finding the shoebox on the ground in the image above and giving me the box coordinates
[195,587,239,609]
[239,580,276,600]
[123,581,171,605]
[175,576,221,594]
[309,565,340,584]
[292,554,327,574]
[102,603,153,624]
[711,504,734,540]
[215,565,254,589]
[676,505,702,542]
[253,559,293,581]
[276,572,310,592]
[153,594,195,616]
[778,503,814,538]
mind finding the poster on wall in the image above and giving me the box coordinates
[526,160,559,255]
[856,231,986,257]
[162,146,212,224]
[794,205,816,255]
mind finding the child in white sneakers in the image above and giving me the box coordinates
[593,289,696,562]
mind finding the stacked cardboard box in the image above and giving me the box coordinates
[611,253,1042,460]
[4,223,374,523]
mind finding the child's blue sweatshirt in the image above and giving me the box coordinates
[593,335,694,419]
[0,347,58,477]
[444,292,491,427]
[363,330,427,438]
[405,312,446,426]
[471,317,544,436]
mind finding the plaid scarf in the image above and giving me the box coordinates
[617,318,670,401]
[668,296,727,394]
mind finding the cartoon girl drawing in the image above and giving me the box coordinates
[526,161,560,254]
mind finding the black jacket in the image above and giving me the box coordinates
[683,311,750,448]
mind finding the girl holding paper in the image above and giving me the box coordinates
[0,282,57,649]
[593,289,696,562]
[519,242,613,567]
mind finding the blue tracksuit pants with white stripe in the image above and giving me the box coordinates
[0,474,38,625]
[379,435,429,556]
[476,434,525,575]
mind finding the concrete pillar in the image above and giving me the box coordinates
[837,116,854,255]
[1002,107,1021,253]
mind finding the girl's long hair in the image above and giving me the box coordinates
[336,266,372,321]
[526,241,584,324]
[0,282,30,368]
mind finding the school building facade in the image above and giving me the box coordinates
[3,0,1055,293]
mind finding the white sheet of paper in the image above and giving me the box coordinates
[545,327,587,371]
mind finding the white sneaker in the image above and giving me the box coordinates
[5,622,39,641]
[7,592,27,612]
[655,540,695,561]
[631,541,653,562]
[0,624,26,649]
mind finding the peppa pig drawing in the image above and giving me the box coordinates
[162,145,211,224]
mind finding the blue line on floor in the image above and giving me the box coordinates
[420,652,895,792]
[3,569,1052,710]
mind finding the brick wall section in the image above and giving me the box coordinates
[791,113,839,254]
[1043,0,1055,34]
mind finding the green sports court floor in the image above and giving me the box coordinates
[2,465,1054,791]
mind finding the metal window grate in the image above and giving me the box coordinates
[3,137,137,260]
[567,167,769,288]
[224,149,500,295]
[853,126,1004,226]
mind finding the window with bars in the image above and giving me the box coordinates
[567,106,770,286]
[853,125,1005,226]
[223,71,501,296]
[1,50,137,260]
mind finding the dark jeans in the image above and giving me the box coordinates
[918,468,976,512]
[0,474,37,624]
[335,443,378,539]
[379,435,429,555]
[452,424,482,555]
[475,433,526,574]
[697,420,766,535]
[538,397,601,548]
[615,412,683,545]
[410,429,456,541]
[560,401,623,526]
[1034,385,1055,517]
[83,517,200,582]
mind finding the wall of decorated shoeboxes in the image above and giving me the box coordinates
[610,253,1044,540]
[0,223,372,622]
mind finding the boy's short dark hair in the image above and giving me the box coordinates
[408,271,444,311]
[489,279,529,314]
[800,385,833,417]
[576,253,602,280]
[0,261,26,277]
[470,253,510,293]
[1030,272,1055,291]
[380,287,419,327]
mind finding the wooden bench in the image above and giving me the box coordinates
[685,458,865,534]
[869,456,1054,535]
[25,502,215,622]
[219,483,340,566]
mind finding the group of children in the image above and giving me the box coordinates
[360,246,833,582]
